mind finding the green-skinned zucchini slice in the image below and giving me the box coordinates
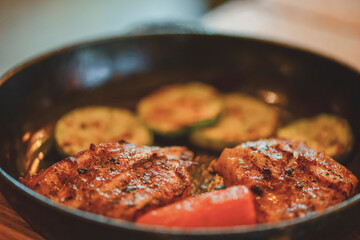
[276,113,353,160]
[190,93,279,151]
[55,106,153,156]
[137,82,223,137]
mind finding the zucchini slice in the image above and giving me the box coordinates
[190,93,279,151]
[55,106,153,156]
[276,113,353,160]
[137,82,223,137]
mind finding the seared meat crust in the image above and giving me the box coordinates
[214,139,358,223]
[21,142,195,221]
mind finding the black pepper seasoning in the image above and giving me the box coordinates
[89,143,96,151]
[285,168,295,175]
[251,184,264,196]
[77,168,88,174]
[263,166,271,174]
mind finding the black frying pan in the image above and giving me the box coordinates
[0,27,360,240]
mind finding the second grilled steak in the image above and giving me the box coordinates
[214,139,358,223]
[21,142,195,221]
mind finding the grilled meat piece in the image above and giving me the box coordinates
[21,142,195,221]
[214,139,358,223]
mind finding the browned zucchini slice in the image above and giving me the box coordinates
[190,93,279,150]
[276,113,353,160]
[137,82,223,137]
[55,106,153,156]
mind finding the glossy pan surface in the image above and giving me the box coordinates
[0,33,360,240]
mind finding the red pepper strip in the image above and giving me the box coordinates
[136,185,256,228]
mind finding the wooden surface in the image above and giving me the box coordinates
[203,0,360,71]
[0,194,44,240]
[1,0,360,239]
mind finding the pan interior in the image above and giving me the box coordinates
[0,34,360,234]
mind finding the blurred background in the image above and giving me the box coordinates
[0,0,224,75]
[1,0,360,74]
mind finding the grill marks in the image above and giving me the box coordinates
[21,142,195,221]
[20,138,358,224]
[214,139,358,223]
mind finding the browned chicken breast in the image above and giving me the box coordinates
[21,142,195,221]
[214,139,358,223]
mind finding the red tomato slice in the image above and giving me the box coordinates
[136,185,256,228]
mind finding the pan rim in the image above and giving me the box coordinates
[1,32,360,86]
[0,32,359,236]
